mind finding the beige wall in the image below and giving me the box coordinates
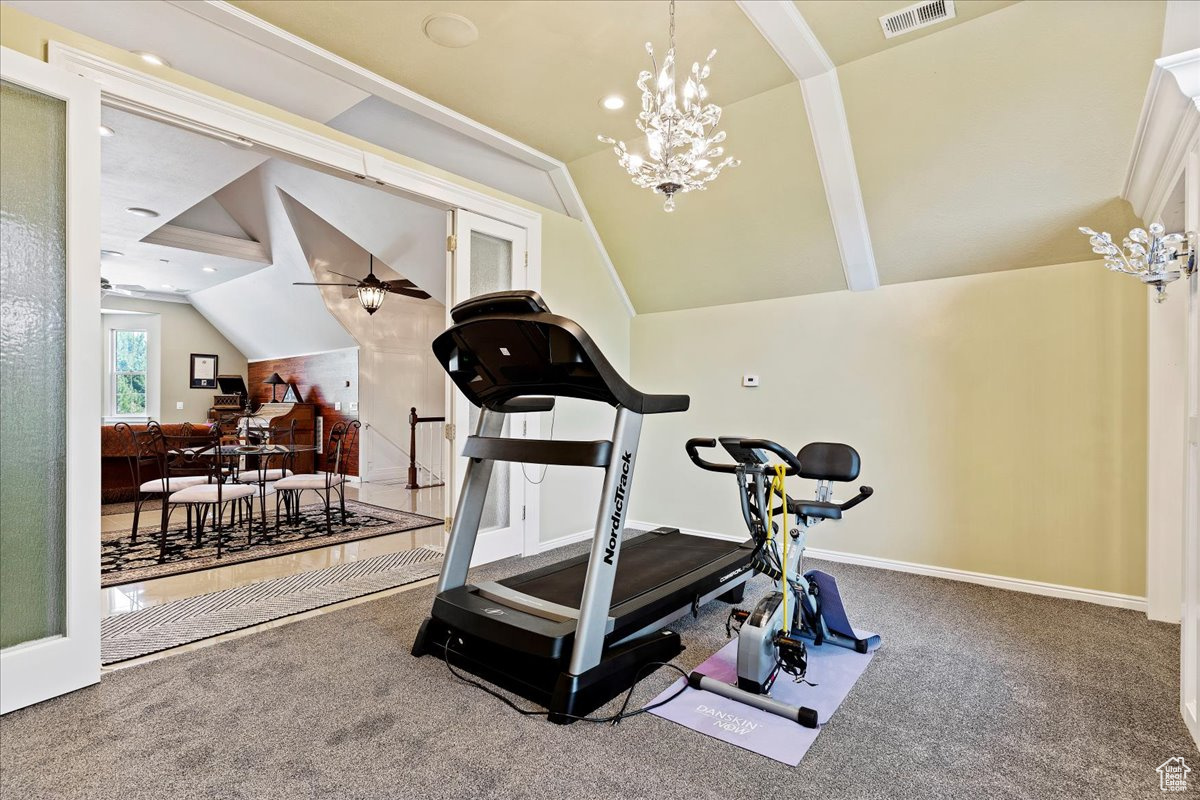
[101,297,247,425]
[630,260,1148,597]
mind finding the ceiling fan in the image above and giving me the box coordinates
[101,277,147,298]
[293,254,430,315]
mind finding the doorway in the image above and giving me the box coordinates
[2,42,545,712]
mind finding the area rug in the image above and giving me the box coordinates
[101,500,441,587]
[102,499,159,516]
[101,547,443,665]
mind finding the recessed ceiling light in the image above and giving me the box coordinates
[134,51,169,68]
[422,13,478,48]
[100,249,124,258]
[600,95,625,111]
[125,207,159,218]
[202,266,217,273]
[99,125,115,137]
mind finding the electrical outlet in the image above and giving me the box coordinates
[742,375,760,388]
[176,401,184,410]
[349,401,358,412]
[334,401,342,411]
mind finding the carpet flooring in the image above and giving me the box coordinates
[101,500,441,587]
[1,541,1193,800]
[100,547,443,665]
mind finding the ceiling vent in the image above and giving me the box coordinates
[879,0,956,39]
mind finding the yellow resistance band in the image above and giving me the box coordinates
[767,464,789,631]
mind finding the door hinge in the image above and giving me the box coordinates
[524,250,529,268]
[447,234,457,252]
[522,506,526,521]
[522,420,527,436]
[444,423,456,440]
[445,515,454,531]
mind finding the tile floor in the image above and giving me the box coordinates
[100,481,446,661]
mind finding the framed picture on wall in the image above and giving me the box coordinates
[190,353,218,389]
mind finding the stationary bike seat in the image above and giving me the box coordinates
[786,499,842,520]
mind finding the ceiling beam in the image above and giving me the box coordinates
[736,0,879,292]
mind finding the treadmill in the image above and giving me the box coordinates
[412,290,754,723]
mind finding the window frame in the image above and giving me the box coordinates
[109,327,148,418]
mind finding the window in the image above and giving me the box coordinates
[111,328,148,417]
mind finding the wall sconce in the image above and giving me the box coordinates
[1079,223,1196,303]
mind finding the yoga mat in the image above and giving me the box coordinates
[647,636,878,765]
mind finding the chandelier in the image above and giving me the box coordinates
[1078,223,1195,303]
[598,0,739,212]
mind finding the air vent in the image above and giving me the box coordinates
[879,0,956,39]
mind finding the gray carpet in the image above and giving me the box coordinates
[1,541,1193,800]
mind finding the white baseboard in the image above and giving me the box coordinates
[628,520,1148,612]
[536,528,594,554]
[629,520,744,542]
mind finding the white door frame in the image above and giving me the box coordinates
[45,42,544,547]
[446,210,538,563]
[0,46,102,714]
[1180,143,1199,749]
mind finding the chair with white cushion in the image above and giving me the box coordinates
[235,419,296,536]
[114,422,208,545]
[274,420,360,536]
[163,430,257,560]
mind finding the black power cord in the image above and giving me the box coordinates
[441,635,690,725]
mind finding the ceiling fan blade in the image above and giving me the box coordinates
[293,282,359,287]
[390,278,418,289]
[386,285,431,299]
[325,271,361,281]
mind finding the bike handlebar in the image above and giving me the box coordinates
[840,486,874,511]
[685,437,800,475]
[685,438,738,473]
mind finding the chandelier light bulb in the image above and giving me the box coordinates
[598,0,739,212]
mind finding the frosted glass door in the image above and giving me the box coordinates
[0,47,101,714]
[449,210,527,565]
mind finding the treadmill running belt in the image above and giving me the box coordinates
[499,531,741,609]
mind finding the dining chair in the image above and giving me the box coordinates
[273,420,361,535]
[114,421,208,545]
[162,429,257,560]
[234,419,297,536]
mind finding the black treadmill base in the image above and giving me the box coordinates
[413,617,683,724]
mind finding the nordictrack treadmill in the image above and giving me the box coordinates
[412,290,754,723]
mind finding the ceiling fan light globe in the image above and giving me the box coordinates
[357,284,387,314]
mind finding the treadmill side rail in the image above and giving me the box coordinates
[475,581,615,631]
[569,407,644,676]
[436,408,505,594]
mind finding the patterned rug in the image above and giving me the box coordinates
[102,499,160,516]
[102,500,441,587]
[101,547,443,664]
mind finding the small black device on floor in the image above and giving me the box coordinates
[411,291,754,723]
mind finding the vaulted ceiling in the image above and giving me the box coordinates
[226,0,1163,313]
[25,0,1165,314]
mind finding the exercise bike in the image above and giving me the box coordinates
[684,437,878,728]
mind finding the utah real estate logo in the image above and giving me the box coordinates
[1157,757,1191,792]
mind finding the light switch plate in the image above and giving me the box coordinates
[742,375,760,387]
[349,401,358,412]
[334,401,342,411]
[176,401,184,410]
